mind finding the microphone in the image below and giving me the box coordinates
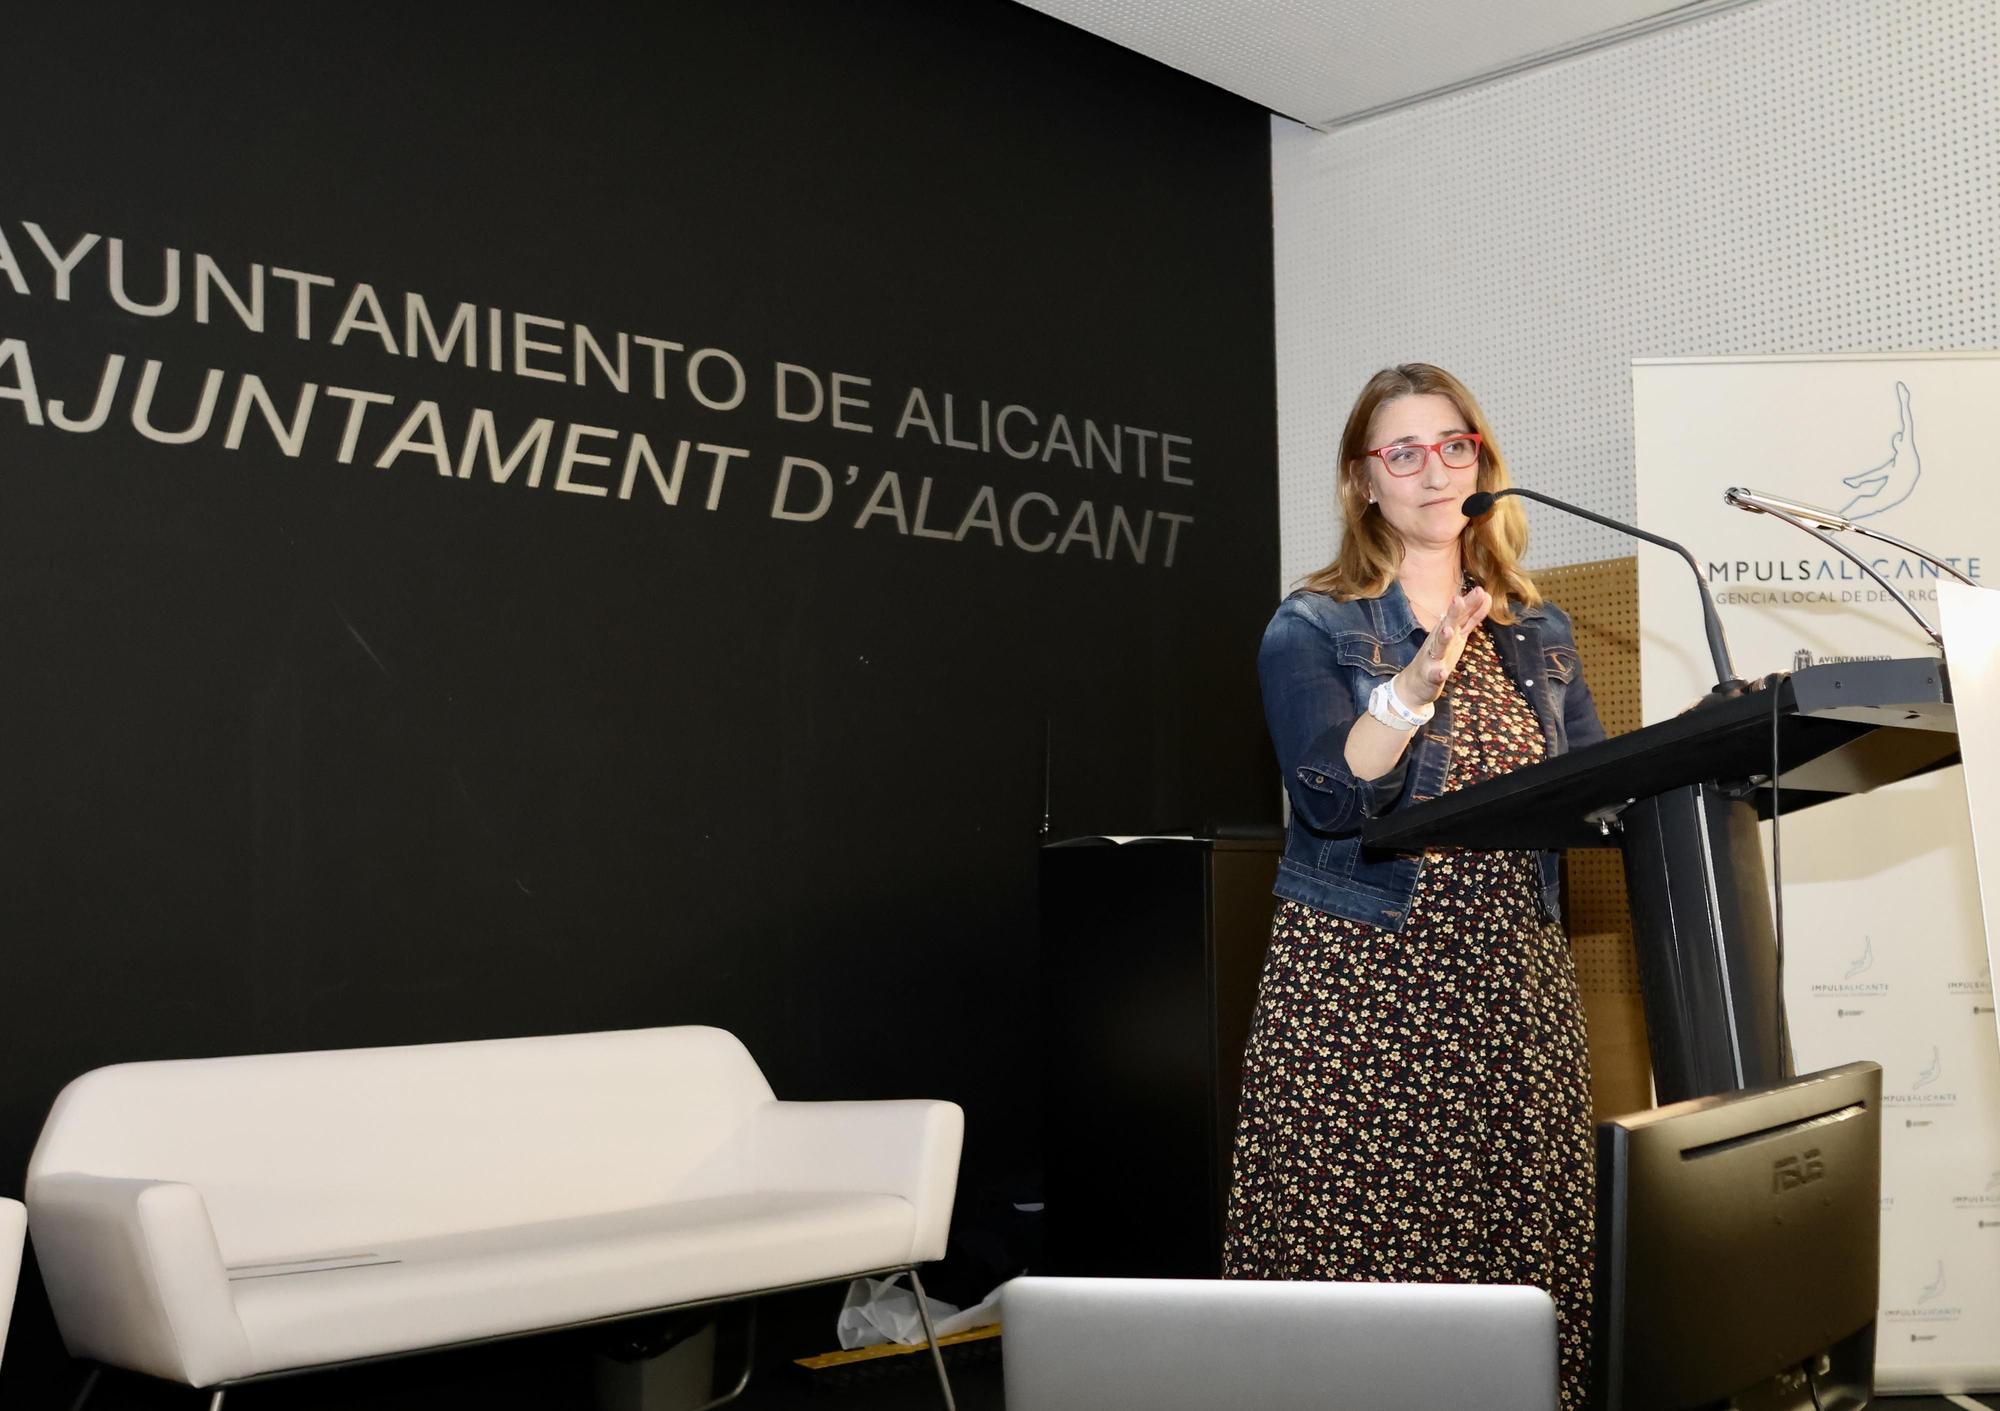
[1725,485,1975,586]
[1722,487,1943,647]
[1722,487,1855,532]
[1463,487,1745,696]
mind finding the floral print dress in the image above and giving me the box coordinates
[1223,624,1596,1408]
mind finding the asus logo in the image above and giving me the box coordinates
[1772,1149,1826,1193]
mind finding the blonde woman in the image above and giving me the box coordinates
[1225,364,1604,1409]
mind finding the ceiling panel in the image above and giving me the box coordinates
[1013,0,1762,127]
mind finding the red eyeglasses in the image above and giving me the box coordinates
[1368,433,1483,477]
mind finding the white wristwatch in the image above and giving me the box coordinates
[1368,677,1435,731]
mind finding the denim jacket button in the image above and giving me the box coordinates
[1525,679,1534,687]
[1313,773,1326,785]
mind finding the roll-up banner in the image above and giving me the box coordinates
[1633,354,2000,1396]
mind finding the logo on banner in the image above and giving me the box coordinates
[1883,1261,1963,1327]
[1790,649,1896,669]
[1948,960,1993,1013]
[1952,1169,2000,1214]
[1835,381,1920,521]
[1920,1263,1946,1304]
[1812,937,1890,999]
[1885,1048,1957,1109]
[1705,382,1984,599]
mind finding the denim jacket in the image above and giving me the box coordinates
[1258,584,1605,932]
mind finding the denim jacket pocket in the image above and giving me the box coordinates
[1311,830,1357,881]
[1541,644,1580,684]
[1334,640,1404,725]
[1333,638,1402,678]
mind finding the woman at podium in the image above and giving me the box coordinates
[1224,363,1605,1409]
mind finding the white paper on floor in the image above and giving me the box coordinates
[834,1273,1003,1349]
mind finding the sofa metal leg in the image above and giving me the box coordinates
[688,1302,757,1411]
[906,1267,959,1411]
[208,1390,227,1411]
[66,1365,103,1411]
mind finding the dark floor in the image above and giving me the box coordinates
[29,1356,1991,1411]
[11,1286,998,1411]
[27,1352,1991,1411]
[6,1291,1987,1411]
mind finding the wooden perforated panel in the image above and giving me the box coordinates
[1532,558,1642,738]
[1530,556,1652,1118]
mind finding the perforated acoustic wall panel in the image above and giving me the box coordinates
[1532,556,1650,1117]
[1274,0,2000,594]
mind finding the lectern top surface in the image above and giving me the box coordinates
[1362,657,1953,853]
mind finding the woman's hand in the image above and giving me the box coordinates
[1396,585,1491,707]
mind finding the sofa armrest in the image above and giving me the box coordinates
[1,1196,24,1369]
[740,1100,964,1264]
[27,1173,253,1387]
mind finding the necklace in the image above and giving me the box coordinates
[1405,591,1449,628]
[1401,572,1474,628]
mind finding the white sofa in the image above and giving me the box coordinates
[1,1196,24,1372]
[26,1026,962,1405]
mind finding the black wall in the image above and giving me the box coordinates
[0,0,1277,1393]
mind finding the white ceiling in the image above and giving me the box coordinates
[1013,0,1763,128]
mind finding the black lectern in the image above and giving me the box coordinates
[1364,658,1956,1103]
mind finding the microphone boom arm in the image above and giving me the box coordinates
[1722,489,1944,648]
[1725,486,1976,586]
[1846,521,1977,585]
[1491,485,1742,691]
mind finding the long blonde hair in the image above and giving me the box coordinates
[1298,363,1539,626]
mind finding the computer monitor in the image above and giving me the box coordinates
[1594,1061,1881,1411]
[1001,1275,1560,1411]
